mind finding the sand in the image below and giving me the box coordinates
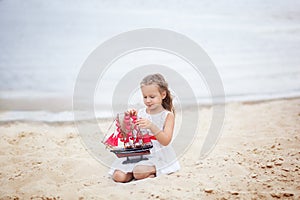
[0,98,299,199]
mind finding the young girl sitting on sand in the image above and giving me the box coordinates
[109,73,180,183]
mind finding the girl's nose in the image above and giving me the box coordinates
[146,97,151,102]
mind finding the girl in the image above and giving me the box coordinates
[109,73,180,183]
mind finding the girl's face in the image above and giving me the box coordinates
[141,84,166,113]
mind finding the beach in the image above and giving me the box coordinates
[0,97,299,199]
[1,1,300,199]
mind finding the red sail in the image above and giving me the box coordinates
[104,133,118,147]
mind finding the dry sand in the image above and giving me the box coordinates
[0,98,299,199]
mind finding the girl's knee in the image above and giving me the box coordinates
[133,165,156,180]
[112,170,133,183]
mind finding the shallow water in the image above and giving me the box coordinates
[0,0,300,121]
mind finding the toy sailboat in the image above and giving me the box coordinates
[102,110,154,163]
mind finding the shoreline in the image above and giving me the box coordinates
[1,92,300,111]
[0,97,299,199]
[0,95,300,123]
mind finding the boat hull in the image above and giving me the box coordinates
[110,144,153,158]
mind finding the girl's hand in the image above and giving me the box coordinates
[126,108,137,116]
[136,118,152,129]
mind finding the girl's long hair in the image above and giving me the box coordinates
[140,73,174,114]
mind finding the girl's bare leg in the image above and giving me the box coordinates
[133,165,156,180]
[112,170,133,183]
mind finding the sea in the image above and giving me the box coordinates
[0,0,300,122]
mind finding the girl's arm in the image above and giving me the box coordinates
[136,113,175,146]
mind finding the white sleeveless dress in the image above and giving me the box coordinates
[109,108,180,177]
